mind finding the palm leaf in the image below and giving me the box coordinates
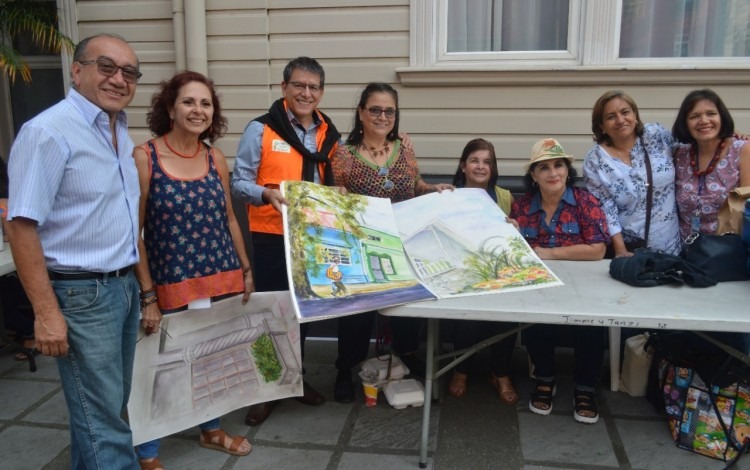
[0,0,75,83]
[0,42,31,83]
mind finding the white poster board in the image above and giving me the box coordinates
[128,292,302,445]
[393,188,562,297]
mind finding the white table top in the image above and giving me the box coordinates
[381,260,750,333]
[0,247,15,277]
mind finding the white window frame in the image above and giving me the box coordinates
[400,0,750,86]
[437,0,583,66]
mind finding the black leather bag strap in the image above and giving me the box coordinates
[641,138,653,246]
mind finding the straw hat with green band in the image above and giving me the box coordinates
[524,138,575,171]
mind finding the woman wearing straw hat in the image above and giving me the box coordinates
[509,138,609,424]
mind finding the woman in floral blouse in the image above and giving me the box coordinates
[584,90,681,257]
[672,88,750,240]
[510,138,608,425]
[133,71,253,470]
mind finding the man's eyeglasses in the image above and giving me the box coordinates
[78,57,142,84]
[287,81,322,93]
[366,107,397,119]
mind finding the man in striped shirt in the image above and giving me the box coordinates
[7,34,142,469]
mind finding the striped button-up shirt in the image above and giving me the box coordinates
[8,88,140,271]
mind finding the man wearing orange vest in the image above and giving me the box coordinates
[232,56,339,426]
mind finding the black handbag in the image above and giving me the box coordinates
[681,232,750,282]
[609,248,717,287]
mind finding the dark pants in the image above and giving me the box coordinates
[390,316,424,355]
[336,313,424,371]
[336,310,376,370]
[525,324,606,389]
[0,275,34,339]
[252,233,308,358]
[452,320,517,377]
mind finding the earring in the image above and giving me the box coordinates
[532,180,539,188]
[170,119,174,129]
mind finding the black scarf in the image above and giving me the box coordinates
[254,98,340,185]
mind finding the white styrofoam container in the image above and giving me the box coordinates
[383,379,425,409]
[360,355,409,384]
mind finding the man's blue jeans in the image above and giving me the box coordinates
[52,272,140,469]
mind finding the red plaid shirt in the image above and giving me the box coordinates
[510,187,609,248]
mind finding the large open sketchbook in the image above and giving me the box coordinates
[392,187,561,297]
[281,182,562,322]
[281,181,436,322]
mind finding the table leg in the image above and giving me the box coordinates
[418,317,436,468]
[609,326,620,392]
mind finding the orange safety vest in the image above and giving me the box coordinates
[248,111,336,235]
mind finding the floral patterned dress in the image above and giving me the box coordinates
[674,138,745,240]
[583,123,681,255]
[143,140,243,310]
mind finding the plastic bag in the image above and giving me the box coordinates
[619,332,653,396]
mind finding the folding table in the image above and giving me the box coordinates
[382,259,750,467]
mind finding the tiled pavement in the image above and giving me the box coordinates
[0,336,746,470]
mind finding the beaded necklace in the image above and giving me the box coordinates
[359,144,394,191]
[690,139,725,177]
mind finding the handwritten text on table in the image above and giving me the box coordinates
[561,316,668,329]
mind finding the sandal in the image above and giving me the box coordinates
[448,371,468,398]
[139,458,165,470]
[15,349,40,361]
[15,339,38,361]
[199,429,252,456]
[489,373,518,405]
[573,389,599,424]
[529,379,556,415]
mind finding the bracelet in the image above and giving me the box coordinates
[140,290,157,298]
[140,296,158,309]
[140,287,157,299]
[243,266,252,275]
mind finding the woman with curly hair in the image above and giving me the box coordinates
[132,71,254,469]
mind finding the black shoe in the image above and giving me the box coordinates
[400,353,426,379]
[295,381,325,406]
[334,369,355,404]
[244,401,276,426]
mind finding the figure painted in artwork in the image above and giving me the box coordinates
[326,256,348,297]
